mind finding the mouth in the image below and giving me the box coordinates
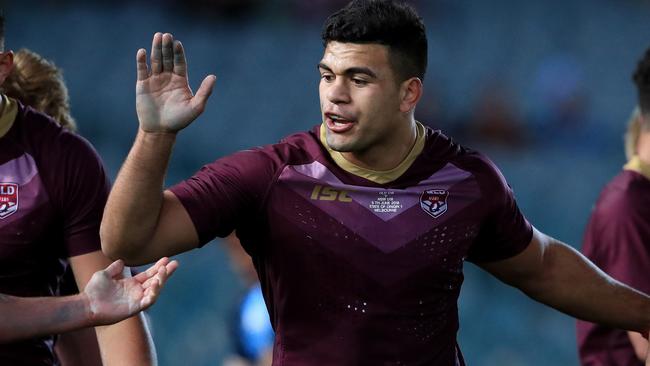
[325,112,355,133]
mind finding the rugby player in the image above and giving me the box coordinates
[577,47,650,365]
[0,14,173,366]
[102,1,650,364]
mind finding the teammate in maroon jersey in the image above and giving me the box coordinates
[0,47,178,366]
[576,48,650,365]
[0,15,177,366]
[103,1,650,365]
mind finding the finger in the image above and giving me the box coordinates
[190,75,217,115]
[147,257,170,276]
[161,33,174,73]
[136,48,149,81]
[104,259,125,278]
[150,32,163,74]
[140,278,160,310]
[144,277,161,299]
[172,40,187,77]
[165,260,179,277]
[141,265,167,288]
[143,265,169,289]
[156,265,168,286]
[134,257,170,282]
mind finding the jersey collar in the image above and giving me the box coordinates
[319,121,426,184]
[0,94,18,139]
[624,155,650,181]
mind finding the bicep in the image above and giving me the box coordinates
[139,149,277,265]
[127,190,199,265]
[479,228,610,302]
[478,227,548,288]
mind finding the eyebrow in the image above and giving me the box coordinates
[317,62,378,79]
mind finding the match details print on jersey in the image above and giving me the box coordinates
[278,160,480,254]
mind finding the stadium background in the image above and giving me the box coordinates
[4,0,650,364]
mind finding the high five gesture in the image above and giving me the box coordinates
[102,33,211,264]
[136,32,216,133]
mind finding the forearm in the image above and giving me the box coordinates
[101,129,176,261]
[0,293,92,343]
[95,313,156,366]
[518,239,650,333]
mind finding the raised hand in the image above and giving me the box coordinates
[83,257,179,325]
[136,32,216,133]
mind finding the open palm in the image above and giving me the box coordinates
[136,33,216,133]
[84,257,178,325]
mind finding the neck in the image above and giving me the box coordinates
[341,118,418,171]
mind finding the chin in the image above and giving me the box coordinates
[326,138,355,153]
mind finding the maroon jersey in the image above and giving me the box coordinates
[171,124,533,366]
[0,98,110,366]
[577,167,650,366]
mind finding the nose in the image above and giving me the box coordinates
[326,78,351,104]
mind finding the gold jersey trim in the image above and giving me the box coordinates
[319,121,426,184]
[624,155,650,181]
[0,94,17,139]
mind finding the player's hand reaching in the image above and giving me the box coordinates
[136,32,216,133]
[83,257,179,325]
[646,332,650,366]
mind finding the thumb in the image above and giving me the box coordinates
[190,74,216,114]
[103,259,125,278]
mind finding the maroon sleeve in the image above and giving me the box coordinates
[54,131,111,257]
[584,182,650,294]
[466,155,533,263]
[169,148,280,246]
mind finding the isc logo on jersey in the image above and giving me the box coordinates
[420,189,448,218]
[310,185,352,202]
[0,183,18,219]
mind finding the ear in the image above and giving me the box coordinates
[0,51,14,84]
[399,77,423,113]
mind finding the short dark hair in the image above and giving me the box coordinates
[321,0,427,82]
[633,47,650,117]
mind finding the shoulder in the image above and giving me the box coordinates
[461,151,509,188]
[595,170,650,218]
[267,127,324,163]
[428,129,515,206]
[433,132,509,189]
[17,101,61,134]
[16,102,99,159]
[422,128,495,173]
[224,127,323,169]
[419,127,508,187]
[15,102,63,145]
[584,170,650,267]
[13,103,108,211]
[191,128,322,189]
[15,101,106,183]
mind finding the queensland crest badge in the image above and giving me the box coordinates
[420,189,448,218]
[0,183,18,219]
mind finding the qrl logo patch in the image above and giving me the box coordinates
[420,189,448,218]
[0,183,18,219]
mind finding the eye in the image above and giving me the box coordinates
[321,74,334,82]
[352,78,369,86]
